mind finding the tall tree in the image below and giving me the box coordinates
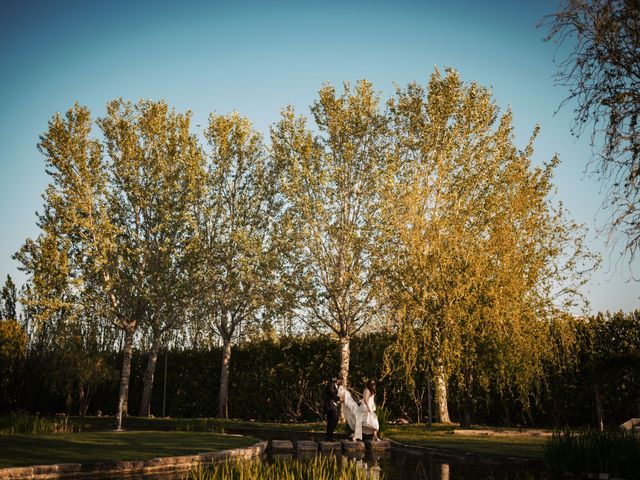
[377,69,596,423]
[98,99,206,421]
[541,0,640,259]
[19,100,205,427]
[271,81,389,390]
[197,112,287,418]
[15,105,118,416]
[1,275,17,321]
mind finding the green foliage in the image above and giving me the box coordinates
[378,68,597,423]
[544,429,640,480]
[3,315,640,429]
[0,275,17,321]
[0,319,27,411]
[188,456,375,480]
[0,413,71,435]
[375,405,389,435]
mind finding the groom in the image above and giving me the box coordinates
[323,375,342,441]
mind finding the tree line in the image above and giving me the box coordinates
[3,69,601,427]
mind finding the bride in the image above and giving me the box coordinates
[338,379,380,441]
[360,380,380,441]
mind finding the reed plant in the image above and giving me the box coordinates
[186,454,377,480]
[0,412,72,435]
[544,429,640,480]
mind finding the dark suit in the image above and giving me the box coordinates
[324,378,340,441]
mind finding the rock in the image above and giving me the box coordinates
[341,439,364,452]
[318,440,342,452]
[270,439,294,453]
[365,440,390,451]
[295,440,318,452]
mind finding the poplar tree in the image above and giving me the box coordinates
[1,275,17,321]
[196,112,286,418]
[378,69,596,423]
[98,99,205,421]
[19,100,205,426]
[16,105,118,415]
[271,81,389,390]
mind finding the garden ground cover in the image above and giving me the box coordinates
[0,431,257,468]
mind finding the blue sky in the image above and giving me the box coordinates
[1,0,638,314]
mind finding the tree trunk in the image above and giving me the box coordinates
[339,336,350,388]
[78,382,91,417]
[594,383,604,432]
[217,337,232,418]
[462,396,472,428]
[461,370,473,427]
[138,335,162,417]
[116,328,135,431]
[434,365,451,423]
[426,377,433,426]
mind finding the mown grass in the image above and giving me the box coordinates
[0,416,548,468]
[187,456,374,480]
[71,417,546,458]
[68,415,326,433]
[0,431,257,468]
[384,423,547,459]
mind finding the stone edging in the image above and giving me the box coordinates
[0,440,268,479]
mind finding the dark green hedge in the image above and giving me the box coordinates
[3,323,639,427]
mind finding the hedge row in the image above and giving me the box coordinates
[3,332,639,427]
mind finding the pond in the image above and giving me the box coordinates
[343,449,551,480]
[127,449,552,480]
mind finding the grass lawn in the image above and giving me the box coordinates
[384,423,547,459]
[69,415,326,433]
[2,416,548,467]
[0,431,257,468]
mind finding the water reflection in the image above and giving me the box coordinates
[99,449,550,480]
[341,450,549,480]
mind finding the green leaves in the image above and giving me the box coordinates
[379,68,598,416]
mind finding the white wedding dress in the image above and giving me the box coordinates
[360,388,379,434]
[338,385,362,440]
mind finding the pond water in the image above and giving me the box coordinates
[123,449,553,480]
[270,450,553,480]
[341,450,552,480]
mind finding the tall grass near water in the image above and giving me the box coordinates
[0,412,72,434]
[186,455,377,480]
[544,429,640,480]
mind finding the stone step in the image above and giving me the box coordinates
[365,440,390,451]
[270,439,294,453]
[341,439,365,452]
[295,440,318,452]
[317,440,342,452]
